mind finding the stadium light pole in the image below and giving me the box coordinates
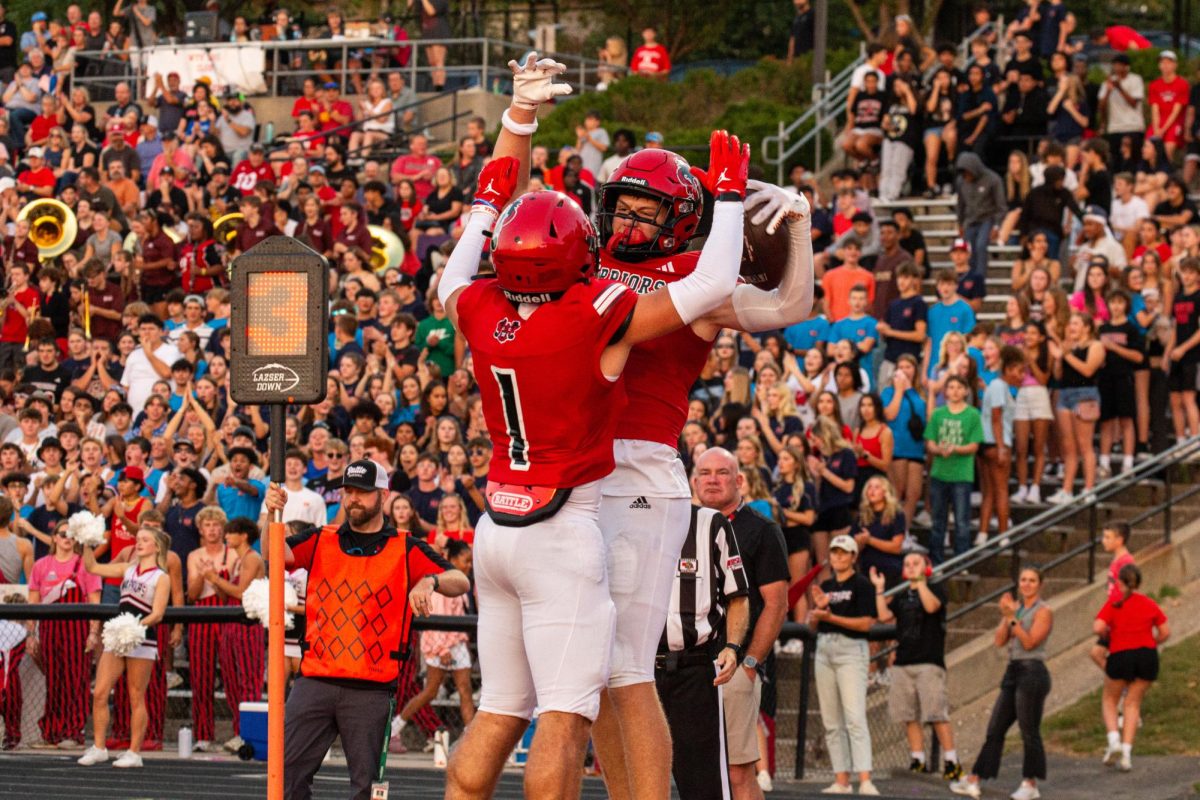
[229,237,329,799]
[812,0,828,97]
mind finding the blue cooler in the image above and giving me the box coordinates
[239,701,269,761]
[512,716,537,765]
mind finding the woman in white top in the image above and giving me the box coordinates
[348,78,394,160]
[79,526,171,769]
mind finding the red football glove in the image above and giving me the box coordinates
[474,156,520,214]
[690,129,751,200]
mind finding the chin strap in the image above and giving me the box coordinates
[730,211,814,332]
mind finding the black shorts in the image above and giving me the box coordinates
[140,284,173,305]
[1096,635,1110,649]
[1168,362,1198,393]
[782,525,812,555]
[1100,374,1136,421]
[1105,647,1159,682]
[814,505,853,533]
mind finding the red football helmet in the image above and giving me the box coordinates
[490,190,598,303]
[598,149,704,262]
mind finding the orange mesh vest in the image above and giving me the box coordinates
[301,525,409,683]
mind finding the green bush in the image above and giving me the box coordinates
[535,53,859,171]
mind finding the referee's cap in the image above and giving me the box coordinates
[340,459,390,492]
[830,534,859,556]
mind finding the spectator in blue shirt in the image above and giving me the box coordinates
[877,262,928,388]
[827,285,878,359]
[926,269,977,377]
[215,447,266,549]
[784,287,830,352]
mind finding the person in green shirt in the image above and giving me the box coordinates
[924,374,983,563]
[415,294,457,378]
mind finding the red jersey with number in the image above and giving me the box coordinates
[597,250,714,447]
[457,278,637,488]
[230,159,276,195]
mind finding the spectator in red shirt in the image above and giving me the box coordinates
[16,146,55,200]
[1148,51,1189,159]
[0,262,38,371]
[290,77,321,119]
[332,202,374,264]
[1089,26,1152,52]
[317,82,354,139]
[230,143,276,196]
[1093,563,1169,771]
[631,27,671,78]
[28,94,58,148]
[389,134,441,200]
[232,195,280,256]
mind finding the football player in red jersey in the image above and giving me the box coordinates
[586,146,814,800]
[437,60,749,800]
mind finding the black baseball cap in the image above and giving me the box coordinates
[340,459,390,491]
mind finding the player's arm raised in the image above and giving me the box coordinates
[436,157,522,325]
[599,130,747,377]
[693,181,816,338]
[491,54,573,193]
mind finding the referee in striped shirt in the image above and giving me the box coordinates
[656,503,750,800]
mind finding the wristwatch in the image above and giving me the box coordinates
[722,642,744,659]
[742,654,759,670]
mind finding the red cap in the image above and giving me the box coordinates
[951,237,971,254]
[121,466,146,486]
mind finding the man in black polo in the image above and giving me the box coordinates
[656,502,749,799]
[694,447,790,798]
[264,459,470,800]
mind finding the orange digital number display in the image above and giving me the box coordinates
[246,272,309,357]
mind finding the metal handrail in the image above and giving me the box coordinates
[887,435,1200,625]
[762,43,866,183]
[71,36,625,99]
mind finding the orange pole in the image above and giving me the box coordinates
[267,517,286,800]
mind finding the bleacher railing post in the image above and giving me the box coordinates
[793,635,814,779]
[1164,462,1173,544]
[1087,502,1098,584]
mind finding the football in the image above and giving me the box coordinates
[740,188,791,291]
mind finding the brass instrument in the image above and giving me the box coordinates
[213,212,244,246]
[367,224,405,274]
[123,226,182,252]
[17,199,77,261]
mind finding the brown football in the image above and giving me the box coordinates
[739,188,791,291]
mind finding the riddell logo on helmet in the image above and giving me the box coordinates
[619,176,648,187]
[490,491,533,513]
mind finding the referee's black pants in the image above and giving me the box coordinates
[655,650,730,800]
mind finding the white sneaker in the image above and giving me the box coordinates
[77,745,109,765]
[1103,742,1121,766]
[974,532,989,547]
[780,639,805,655]
[949,778,981,798]
[223,735,244,753]
[1027,484,1041,504]
[1098,462,1112,478]
[1118,752,1131,772]
[1046,488,1074,505]
[757,770,774,792]
[1010,780,1041,800]
[166,671,184,689]
[858,779,880,795]
[821,782,854,795]
[193,740,213,753]
[1013,484,1029,504]
[112,750,143,768]
[56,739,81,749]
[914,510,932,527]
[970,491,982,507]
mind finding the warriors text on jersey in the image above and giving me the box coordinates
[457,277,637,488]
[597,250,714,447]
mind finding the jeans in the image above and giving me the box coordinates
[929,478,972,564]
[879,139,913,202]
[973,660,1051,781]
[814,633,872,774]
[5,107,34,145]
[963,220,993,280]
[1035,227,1063,266]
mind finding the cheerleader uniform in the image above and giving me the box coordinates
[109,563,168,746]
[283,567,308,661]
[30,554,101,744]
[188,547,231,744]
[0,620,26,749]
[218,552,264,736]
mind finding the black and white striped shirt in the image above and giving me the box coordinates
[660,505,750,652]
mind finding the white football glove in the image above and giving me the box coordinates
[744,179,810,234]
[507,53,574,111]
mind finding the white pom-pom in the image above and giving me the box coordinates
[241,578,297,630]
[101,613,147,656]
[67,511,107,548]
